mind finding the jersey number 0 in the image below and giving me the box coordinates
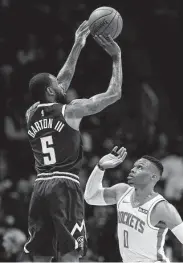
[124,230,129,248]
[40,135,56,165]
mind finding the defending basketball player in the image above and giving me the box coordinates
[24,20,122,262]
[84,147,183,262]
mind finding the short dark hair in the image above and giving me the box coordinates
[29,73,52,102]
[142,155,164,175]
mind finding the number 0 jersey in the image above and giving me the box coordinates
[117,187,169,263]
[26,102,83,176]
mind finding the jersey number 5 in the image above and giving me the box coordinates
[40,135,56,165]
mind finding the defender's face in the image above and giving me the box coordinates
[127,158,153,187]
[49,74,65,103]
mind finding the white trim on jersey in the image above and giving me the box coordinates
[35,175,80,184]
[157,228,168,261]
[37,102,57,107]
[117,187,133,210]
[37,171,79,180]
[62,104,66,117]
[147,197,166,230]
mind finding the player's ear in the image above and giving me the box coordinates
[152,174,157,180]
[47,86,55,96]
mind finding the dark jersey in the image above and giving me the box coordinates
[26,103,83,175]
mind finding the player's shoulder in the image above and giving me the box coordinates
[153,198,177,217]
[64,98,87,120]
[38,102,66,117]
[113,183,131,203]
[25,102,40,123]
[153,197,182,229]
[65,98,87,110]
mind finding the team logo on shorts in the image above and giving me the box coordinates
[71,220,85,236]
[77,236,84,248]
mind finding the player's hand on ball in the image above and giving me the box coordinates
[98,146,127,170]
[94,35,121,58]
[75,20,90,47]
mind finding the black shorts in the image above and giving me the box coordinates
[24,173,87,257]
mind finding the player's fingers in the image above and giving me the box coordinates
[78,20,88,30]
[98,35,110,46]
[94,35,105,47]
[93,35,100,45]
[86,29,90,37]
[80,20,87,27]
[99,35,113,46]
[107,34,115,43]
[118,152,126,160]
[111,146,118,155]
[118,151,127,160]
[81,27,90,35]
[117,147,126,156]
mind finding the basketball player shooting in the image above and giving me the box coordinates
[84,146,183,262]
[24,20,122,262]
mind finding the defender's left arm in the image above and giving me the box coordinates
[156,201,183,244]
[57,21,90,94]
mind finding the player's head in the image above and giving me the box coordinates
[29,73,66,104]
[128,155,163,188]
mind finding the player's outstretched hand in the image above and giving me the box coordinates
[75,20,90,47]
[94,35,121,58]
[98,146,127,170]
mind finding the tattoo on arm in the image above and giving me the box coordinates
[82,55,122,115]
[108,55,122,96]
[57,42,83,93]
[65,54,122,118]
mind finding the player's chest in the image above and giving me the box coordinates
[118,205,148,231]
[117,193,149,233]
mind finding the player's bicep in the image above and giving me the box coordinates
[166,204,182,229]
[103,187,117,205]
[64,99,89,119]
[159,202,182,229]
[65,93,119,119]
[104,183,130,205]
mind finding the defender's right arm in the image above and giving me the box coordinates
[64,35,122,129]
[84,146,129,206]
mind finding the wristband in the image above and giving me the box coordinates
[97,163,105,171]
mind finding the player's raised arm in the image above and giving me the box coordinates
[57,21,90,94]
[84,147,129,206]
[64,35,122,128]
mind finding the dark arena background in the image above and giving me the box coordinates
[0,0,183,262]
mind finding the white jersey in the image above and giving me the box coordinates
[117,187,169,263]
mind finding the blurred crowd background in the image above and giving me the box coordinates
[0,0,183,261]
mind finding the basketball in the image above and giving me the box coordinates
[88,7,123,39]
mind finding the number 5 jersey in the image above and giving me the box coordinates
[26,102,83,178]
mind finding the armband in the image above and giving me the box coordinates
[97,163,105,171]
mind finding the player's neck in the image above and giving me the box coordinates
[45,93,55,103]
[134,185,154,198]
